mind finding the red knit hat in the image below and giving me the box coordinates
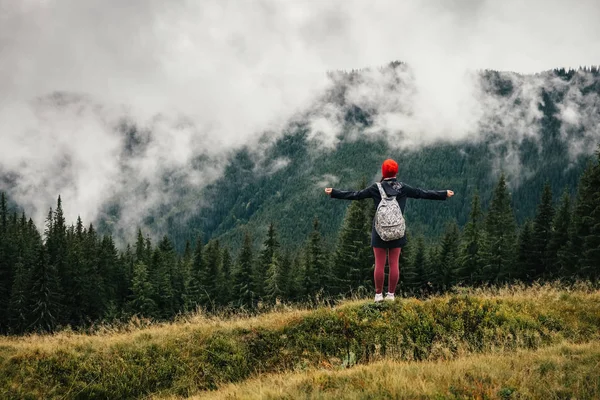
[381,159,398,178]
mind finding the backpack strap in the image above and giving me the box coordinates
[376,182,389,200]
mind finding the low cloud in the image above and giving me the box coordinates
[0,0,599,237]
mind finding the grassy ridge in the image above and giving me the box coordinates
[1,286,599,399]
[187,341,600,400]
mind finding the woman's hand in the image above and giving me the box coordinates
[447,190,454,198]
[325,188,333,196]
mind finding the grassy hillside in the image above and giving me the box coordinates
[1,284,599,399]
[186,341,600,400]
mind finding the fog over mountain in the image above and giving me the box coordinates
[1,0,599,239]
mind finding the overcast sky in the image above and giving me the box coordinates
[0,0,599,231]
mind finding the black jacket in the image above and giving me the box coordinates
[331,178,447,248]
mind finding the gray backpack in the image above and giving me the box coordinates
[375,182,406,241]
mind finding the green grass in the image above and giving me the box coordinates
[1,285,599,399]
[186,341,600,399]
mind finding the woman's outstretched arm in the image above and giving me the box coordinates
[325,185,375,200]
[402,183,454,200]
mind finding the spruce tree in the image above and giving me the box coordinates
[66,215,86,326]
[567,162,596,279]
[233,232,255,308]
[265,252,283,305]
[403,236,429,295]
[128,262,157,318]
[220,248,233,306]
[188,236,205,309]
[457,192,484,285]
[150,243,174,319]
[580,150,600,280]
[159,236,182,312]
[9,260,31,333]
[254,223,280,301]
[481,174,518,283]
[530,183,555,280]
[82,224,103,322]
[331,199,370,296]
[304,218,327,299]
[28,244,61,332]
[0,193,10,332]
[515,221,536,282]
[278,252,291,301]
[180,240,194,311]
[0,192,6,233]
[119,244,135,310]
[50,197,68,324]
[436,221,460,291]
[135,229,147,265]
[286,255,303,302]
[550,191,572,280]
[203,240,222,309]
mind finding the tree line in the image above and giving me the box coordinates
[0,148,599,334]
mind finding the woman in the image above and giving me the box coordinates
[325,159,454,302]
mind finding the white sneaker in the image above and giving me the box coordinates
[374,293,384,303]
[384,292,395,301]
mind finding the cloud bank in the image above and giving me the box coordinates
[0,0,599,236]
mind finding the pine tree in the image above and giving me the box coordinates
[188,236,205,309]
[303,218,327,299]
[515,221,536,282]
[550,191,572,279]
[0,193,10,332]
[97,235,121,318]
[481,174,518,283]
[233,232,255,308]
[160,236,183,312]
[567,161,596,279]
[580,150,600,280]
[181,240,195,311]
[66,215,86,326]
[457,192,484,285]
[436,221,460,291]
[203,240,222,309]
[278,252,291,301]
[81,223,103,323]
[135,229,147,265]
[402,236,427,295]
[50,197,68,324]
[150,241,174,319]
[0,192,7,233]
[9,260,31,333]
[28,244,61,332]
[254,223,280,301]
[286,255,303,302]
[119,244,135,310]
[265,252,283,304]
[530,183,555,280]
[220,248,233,305]
[331,199,371,296]
[128,262,157,318]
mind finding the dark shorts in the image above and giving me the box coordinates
[371,228,406,248]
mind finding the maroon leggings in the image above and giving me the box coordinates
[373,247,402,294]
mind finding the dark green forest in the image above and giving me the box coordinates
[0,146,599,334]
[127,65,599,254]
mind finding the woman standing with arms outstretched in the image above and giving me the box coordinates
[325,159,454,302]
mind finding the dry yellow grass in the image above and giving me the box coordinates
[0,281,593,353]
[0,306,312,353]
[1,283,598,399]
[183,341,600,400]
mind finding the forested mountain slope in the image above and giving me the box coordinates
[153,65,598,251]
